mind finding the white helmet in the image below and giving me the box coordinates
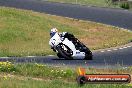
[50,28,58,37]
[51,28,58,32]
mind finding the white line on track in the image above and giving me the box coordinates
[27,56,36,57]
[48,55,54,56]
[107,50,112,52]
[99,44,132,53]
[123,46,127,49]
[101,51,105,52]
[127,46,131,48]
[0,57,9,58]
[113,48,118,51]
[119,47,123,50]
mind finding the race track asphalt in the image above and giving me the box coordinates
[0,0,132,67]
[0,0,132,29]
[0,46,131,68]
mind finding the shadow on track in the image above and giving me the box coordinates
[52,59,91,60]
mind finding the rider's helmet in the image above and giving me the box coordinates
[50,28,58,38]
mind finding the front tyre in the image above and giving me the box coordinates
[56,44,73,59]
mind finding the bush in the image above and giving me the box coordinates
[120,2,130,9]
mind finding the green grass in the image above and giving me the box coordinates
[0,62,76,80]
[0,62,132,80]
[45,0,132,10]
[14,64,132,78]
[45,0,120,8]
[0,62,131,88]
[14,63,76,80]
[0,7,132,57]
[0,77,131,88]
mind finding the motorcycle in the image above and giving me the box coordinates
[49,32,92,60]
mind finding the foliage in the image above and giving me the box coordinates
[120,2,130,9]
[0,77,130,88]
[14,63,76,79]
[0,61,16,72]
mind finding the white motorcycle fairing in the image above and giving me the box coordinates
[62,38,85,59]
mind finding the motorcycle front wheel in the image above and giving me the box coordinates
[56,44,73,59]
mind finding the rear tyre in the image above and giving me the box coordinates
[84,48,93,60]
[56,44,73,59]
[80,46,93,60]
[57,53,64,58]
[84,53,93,60]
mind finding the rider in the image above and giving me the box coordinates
[49,27,81,51]
[50,28,75,40]
[50,28,59,38]
[49,28,62,51]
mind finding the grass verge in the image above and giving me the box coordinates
[0,62,132,80]
[0,77,131,88]
[0,62,131,88]
[44,0,121,8]
[0,7,132,57]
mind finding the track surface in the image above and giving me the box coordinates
[0,0,132,67]
[0,45,132,68]
[0,0,132,29]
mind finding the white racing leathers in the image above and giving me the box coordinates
[49,33,62,48]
